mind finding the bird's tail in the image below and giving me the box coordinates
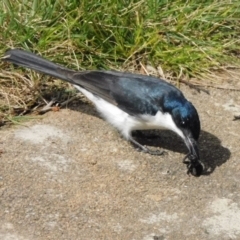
[3,49,74,83]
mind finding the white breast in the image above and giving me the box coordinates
[74,85,184,141]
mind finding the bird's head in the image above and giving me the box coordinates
[163,95,200,160]
[162,92,203,176]
[172,103,200,156]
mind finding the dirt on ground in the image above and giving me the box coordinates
[0,75,240,240]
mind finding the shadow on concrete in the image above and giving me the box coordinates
[132,129,231,176]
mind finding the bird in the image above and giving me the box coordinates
[2,49,204,176]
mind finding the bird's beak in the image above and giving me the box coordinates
[182,131,204,176]
[183,133,199,160]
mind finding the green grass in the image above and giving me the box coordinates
[0,0,240,123]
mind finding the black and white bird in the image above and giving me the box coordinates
[3,49,204,176]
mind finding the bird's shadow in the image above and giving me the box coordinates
[67,100,231,176]
[132,129,230,176]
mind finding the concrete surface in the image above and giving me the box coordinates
[0,83,240,240]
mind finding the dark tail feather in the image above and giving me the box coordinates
[3,49,74,83]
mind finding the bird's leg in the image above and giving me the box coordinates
[129,137,164,156]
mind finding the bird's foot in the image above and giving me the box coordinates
[130,137,165,156]
[139,147,165,156]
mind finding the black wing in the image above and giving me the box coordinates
[69,70,182,116]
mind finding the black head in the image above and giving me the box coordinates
[172,101,200,140]
[171,101,200,159]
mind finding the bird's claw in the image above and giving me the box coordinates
[146,148,165,156]
[137,147,165,156]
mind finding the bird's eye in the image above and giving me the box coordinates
[181,117,189,127]
[181,121,186,126]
